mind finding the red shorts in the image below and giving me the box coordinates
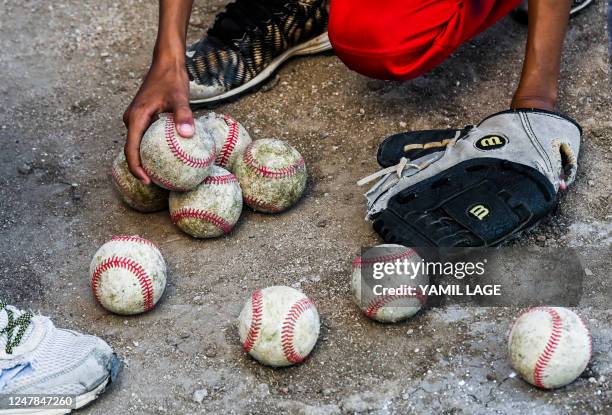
[329,0,522,80]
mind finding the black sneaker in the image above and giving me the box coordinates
[187,0,330,105]
[512,0,594,24]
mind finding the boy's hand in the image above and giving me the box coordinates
[123,60,194,185]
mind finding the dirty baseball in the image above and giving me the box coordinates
[238,286,320,367]
[111,150,169,212]
[140,114,216,191]
[234,139,307,213]
[89,235,167,315]
[169,165,243,238]
[351,244,428,323]
[198,112,252,173]
[508,306,592,390]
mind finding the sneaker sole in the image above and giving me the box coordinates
[0,354,121,414]
[0,378,107,415]
[570,0,593,15]
[189,31,332,106]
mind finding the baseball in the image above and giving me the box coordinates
[198,112,252,173]
[90,235,167,315]
[234,139,307,213]
[110,150,169,212]
[140,114,216,192]
[169,165,243,238]
[508,306,592,389]
[351,244,428,323]
[238,286,320,367]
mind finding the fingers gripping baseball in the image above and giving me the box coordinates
[125,108,155,185]
[123,60,193,182]
[173,104,194,138]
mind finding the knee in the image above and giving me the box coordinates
[328,5,432,80]
[328,6,388,77]
[328,5,376,56]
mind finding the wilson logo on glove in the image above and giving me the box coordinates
[475,135,507,150]
[469,204,490,220]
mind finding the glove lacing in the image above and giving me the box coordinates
[357,130,462,187]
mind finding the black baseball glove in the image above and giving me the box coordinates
[360,109,582,247]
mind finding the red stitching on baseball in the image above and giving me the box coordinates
[352,248,417,270]
[243,195,284,213]
[110,235,160,250]
[243,290,263,353]
[170,208,233,234]
[216,115,240,168]
[91,255,154,311]
[204,173,238,185]
[281,297,316,364]
[142,165,191,192]
[243,143,305,179]
[165,114,215,169]
[111,165,132,196]
[527,307,563,388]
[364,292,427,319]
[577,314,593,360]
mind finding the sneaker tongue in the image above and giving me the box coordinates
[0,305,35,354]
[214,18,243,40]
[209,0,288,42]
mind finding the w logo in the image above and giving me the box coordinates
[469,204,490,220]
[475,135,507,150]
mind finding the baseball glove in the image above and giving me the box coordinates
[360,109,582,247]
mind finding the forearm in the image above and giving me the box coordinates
[512,0,572,110]
[154,0,194,65]
[123,0,195,182]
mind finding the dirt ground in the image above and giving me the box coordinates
[1,1,611,414]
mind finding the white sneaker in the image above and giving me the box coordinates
[0,302,120,414]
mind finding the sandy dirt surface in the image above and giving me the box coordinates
[1,1,611,414]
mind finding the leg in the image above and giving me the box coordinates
[511,0,572,110]
[329,0,522,81]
